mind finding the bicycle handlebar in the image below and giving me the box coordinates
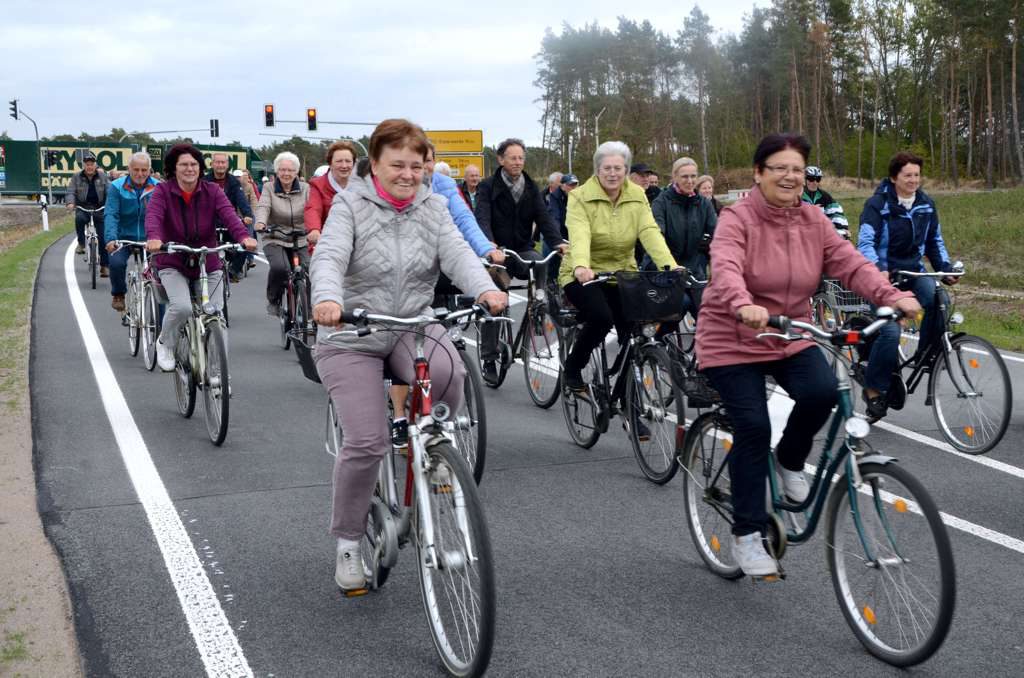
[75,206,105,214]
[111,240,148,251]
[760,308,900,345]
[581,272,616,287]
[499,249,561,266]
[324,304,509,341]
[162,243,244,255]
[893,265,965,279]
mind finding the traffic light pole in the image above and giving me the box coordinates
[16,108,53,207]
[118,129,211,143]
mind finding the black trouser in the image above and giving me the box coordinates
[75,209,108,266]
[562,278,630,371]
[479,249,544,361]
[704,348,837,536]
[654,286,703,339]
[264,243,309,305]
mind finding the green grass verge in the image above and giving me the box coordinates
[0,217,74,410]
[958,305,1024,353]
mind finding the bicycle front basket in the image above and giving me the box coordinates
[615,270,688,323]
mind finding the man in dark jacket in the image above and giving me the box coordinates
[474,138,567,382]
[65,151,111,273]
[205,152,254,281]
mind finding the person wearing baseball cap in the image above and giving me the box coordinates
[66,150,110,271]
[629,162,651,189]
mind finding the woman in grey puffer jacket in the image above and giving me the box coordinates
[310,119,506,592]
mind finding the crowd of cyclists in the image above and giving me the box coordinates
[75,119,971,670]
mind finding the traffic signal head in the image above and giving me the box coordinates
[307,108,317,132]
[210,118,220,138]
[8,99,17,121]
[264,104,275,127]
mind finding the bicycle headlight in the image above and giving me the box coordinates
[641,323,658,338]
[447,324,463,342]
[431,402,451,422]
[202,302,218,316]
[535,287,546,302]
[950,312,964,326]
[845,417,871,439]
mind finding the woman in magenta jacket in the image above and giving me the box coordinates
[695,133,921,577]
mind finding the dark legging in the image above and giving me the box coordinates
[264,243,309,305]
[704,347,837,536]
[562,280,630,376]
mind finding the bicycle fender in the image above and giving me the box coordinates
[857,453,898,467]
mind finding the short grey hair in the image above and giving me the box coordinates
[548,171,563,184]
[593,141,632,175]
[672,157,698,175]
[128,151,152,168]
[273,151,301,173]
[434,161,452,177]
[210,151,230,162]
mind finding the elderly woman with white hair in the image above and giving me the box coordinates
[255,151,310,316]
[558,141,679,391]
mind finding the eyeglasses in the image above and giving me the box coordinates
[678,174,698,180]
[763,164,806,177]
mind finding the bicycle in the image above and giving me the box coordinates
[110,240,160,366]
[553,273,686,484]
[162,242,243,446]
[214,227,240,328]
[76,206,105,289]
[847,265,1012,454]
[473,250,562,408]
[679,310,955,667]
[262,226,312,356]
[320,306,497,677]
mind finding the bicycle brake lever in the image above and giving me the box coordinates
[756,331,802,341]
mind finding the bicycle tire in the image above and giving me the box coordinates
[221,270,231,328]
[361,497,397,590]
[811,292,840,332]
[680,412,744,579]
[142,284,160,371]
[559,327,604,449]
[522,303,561,409]
[928,334,1011,454]
[454,349,487,484]
[825,461,955,667]
[626,345,683,484]
[89,240,98,290]
[415,441,495,677]
[127,278,141,356]
[292,280,312,361]
[203,321,230,446]
[174,326,196,418]
[279,287,292,350]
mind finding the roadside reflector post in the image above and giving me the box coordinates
[39,194,49,232]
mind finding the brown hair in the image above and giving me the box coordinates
[164,144,205,180]
[368,118,430,162]
[325,140,357,165]
[888,151,924,179]
[752,133,810,170]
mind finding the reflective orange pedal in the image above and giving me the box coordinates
[341,587,369,598]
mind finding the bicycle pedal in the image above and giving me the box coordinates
[340,587,369,598]
[750,572,786,583]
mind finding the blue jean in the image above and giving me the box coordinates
[704,348,837,536]
[865,276,943,391]
[107,247,131,296]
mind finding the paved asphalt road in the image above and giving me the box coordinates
[32,234,1024,677]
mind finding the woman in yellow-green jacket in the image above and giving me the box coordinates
[559,141,679,391]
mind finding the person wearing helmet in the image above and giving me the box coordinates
[801,166,849,234]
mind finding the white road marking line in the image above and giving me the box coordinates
[63,241,252,678]
[901,331,1024,364]
[872,419,1024,480]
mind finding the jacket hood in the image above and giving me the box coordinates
[350,173,433,211]
[273,176,305,195]
[873,177,930,206]
[576,175,648,205]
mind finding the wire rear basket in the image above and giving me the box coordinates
[822,278,870,313]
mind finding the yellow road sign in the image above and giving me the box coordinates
[435,155,485,179]
[426,130,483,154]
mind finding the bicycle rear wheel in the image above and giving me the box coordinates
[415,441,495,677]
[174,326,196,418]
[89,240,98,290]
[560,328,605,449]
[680,412,743,579]
[279,287,292,350]
[127,279,141,356]
[522,303,561,408]
[142,284,161,371]
[626,345,683,484]
[826,461,955,667]
[929,334,1011,454]
[203,322,230,445]
[453,349,487,484]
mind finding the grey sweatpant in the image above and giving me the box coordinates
[157,268,225,344]
[315,325,466,540]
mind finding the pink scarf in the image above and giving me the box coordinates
[372,176,414,212]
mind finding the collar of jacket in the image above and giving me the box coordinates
[575,175,648,205]
[351,174,433,212]
[167,178,208,198]
[115,175,158,195]
[743,184,806,226]
[273,176,302,195]
[78,169,103,182]
[877,178,927,209]
[665,186,701,206]
[489,167,535,198]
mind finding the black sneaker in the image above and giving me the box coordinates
[862,391,888,423]
[563,368,585,392]
[482,361,498,385]
[624,417,651,442]
[391,418,409,449]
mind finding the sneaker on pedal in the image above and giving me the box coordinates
[100,266,109,278]
[482,360,498,384]
[75,244,85,255]
[563,368,585,392]
[267,302,281,317]
[156,338,175,372]
[862,391,888,423]
[111,294,125,312]
[391,418,409,449]
[733,532,778,577]
[624,417,651,442]
[780,468,810,503]
[334,539,367,592]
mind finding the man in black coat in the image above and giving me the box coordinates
[205,152,254,281]
[474,138,567,382]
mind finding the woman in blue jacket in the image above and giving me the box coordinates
[104,152,160,312]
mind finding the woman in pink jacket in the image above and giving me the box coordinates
[695,133,921,577]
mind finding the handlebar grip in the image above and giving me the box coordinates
[767,315,788,330]
[339,310,362,324]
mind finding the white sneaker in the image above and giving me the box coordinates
[733,532,778,577]
[335,539,366,592]
[780,468,810,503]
[156,338,176,372]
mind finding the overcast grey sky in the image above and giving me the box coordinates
[2,0,763,148]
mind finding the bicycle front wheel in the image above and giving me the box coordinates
[826,461,955,667]
[142,284,161,371]
[292,280,312,360]
[929,334,1011,454]
[174,327,196,418]
[560,328,605,449]
[415,441,495,677]
[626,345,683,484]
[221,270,231,328]
[680,412,743,579]
[89,240,98,290]
[454,349,487,484]
[522,303,561,408]
[127,280,141,356]
[203,321,230,445]
[279,288,292,350]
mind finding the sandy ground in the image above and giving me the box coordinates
[0,224,82,677]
